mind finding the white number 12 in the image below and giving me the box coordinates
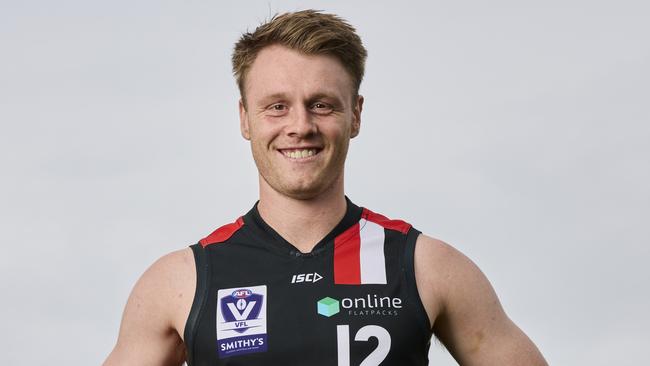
[337,325,391,366]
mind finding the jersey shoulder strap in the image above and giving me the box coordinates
[184,243,210,366]
[403,226,431,334]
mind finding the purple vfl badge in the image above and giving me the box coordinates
[216,285,268,358]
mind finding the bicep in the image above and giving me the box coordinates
[416,236,547,366]
[104,250,194,366]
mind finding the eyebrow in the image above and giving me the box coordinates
[255,92,289,107]
[306,92,341,102]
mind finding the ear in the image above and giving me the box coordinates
[350,95,364,138]
[239,99,251,140]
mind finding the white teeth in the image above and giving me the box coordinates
[283,149,317,159]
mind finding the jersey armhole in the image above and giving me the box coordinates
[404,228,433,336]
[184,243,210,366]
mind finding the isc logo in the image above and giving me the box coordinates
[291,272,323,284]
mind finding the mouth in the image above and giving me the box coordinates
[278,147,323,160]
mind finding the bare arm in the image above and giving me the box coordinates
[415,235,547,366]
[104,248,196,366]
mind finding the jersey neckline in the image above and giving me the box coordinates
[242,196,363,257]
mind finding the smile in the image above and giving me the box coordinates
[279,148,322,159]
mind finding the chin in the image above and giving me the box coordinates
[262,170,342,200]
[281,184,325,200]
[275,176,339,200]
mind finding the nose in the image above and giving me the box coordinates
[286,106,318,138]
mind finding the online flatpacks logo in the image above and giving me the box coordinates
[317,294,403,317]
[317,297,340,317]
[216,285,268,358]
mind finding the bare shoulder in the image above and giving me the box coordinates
[103,248,196,366]
[139,247,196,293]
[413,234,481,323]
[132,247,196,336]
[414,234,504,333]
[414,234,490,303]
[414,234,547,365]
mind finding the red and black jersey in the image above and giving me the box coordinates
[184,197,432,366]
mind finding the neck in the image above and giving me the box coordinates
[257,176,347,253]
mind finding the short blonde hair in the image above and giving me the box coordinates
[232,10,367,101]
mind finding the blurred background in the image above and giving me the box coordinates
[1,0,648,364]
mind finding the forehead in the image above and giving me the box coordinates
[244,45,354,102]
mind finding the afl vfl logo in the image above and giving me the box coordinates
[216,285,268,358]
[232,289,252,298]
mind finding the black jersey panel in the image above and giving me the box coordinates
[185,200,432,365]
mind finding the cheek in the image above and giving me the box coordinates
[248,124,277,149]
[251,140,271,162]
[325,124,352,146]
[328,133,351,161]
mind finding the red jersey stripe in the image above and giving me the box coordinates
[362,208,411,234]
[199,217,245,247]
[334,222,361,285]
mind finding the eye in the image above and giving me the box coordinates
[310,102,333,115]
[266,103,288,116]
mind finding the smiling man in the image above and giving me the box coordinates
[104,10,547,366]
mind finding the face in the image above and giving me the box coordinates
[239,45,363,200]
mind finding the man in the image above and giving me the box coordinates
[104,10,547,366]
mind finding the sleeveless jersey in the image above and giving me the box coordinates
[184,198,432,366]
